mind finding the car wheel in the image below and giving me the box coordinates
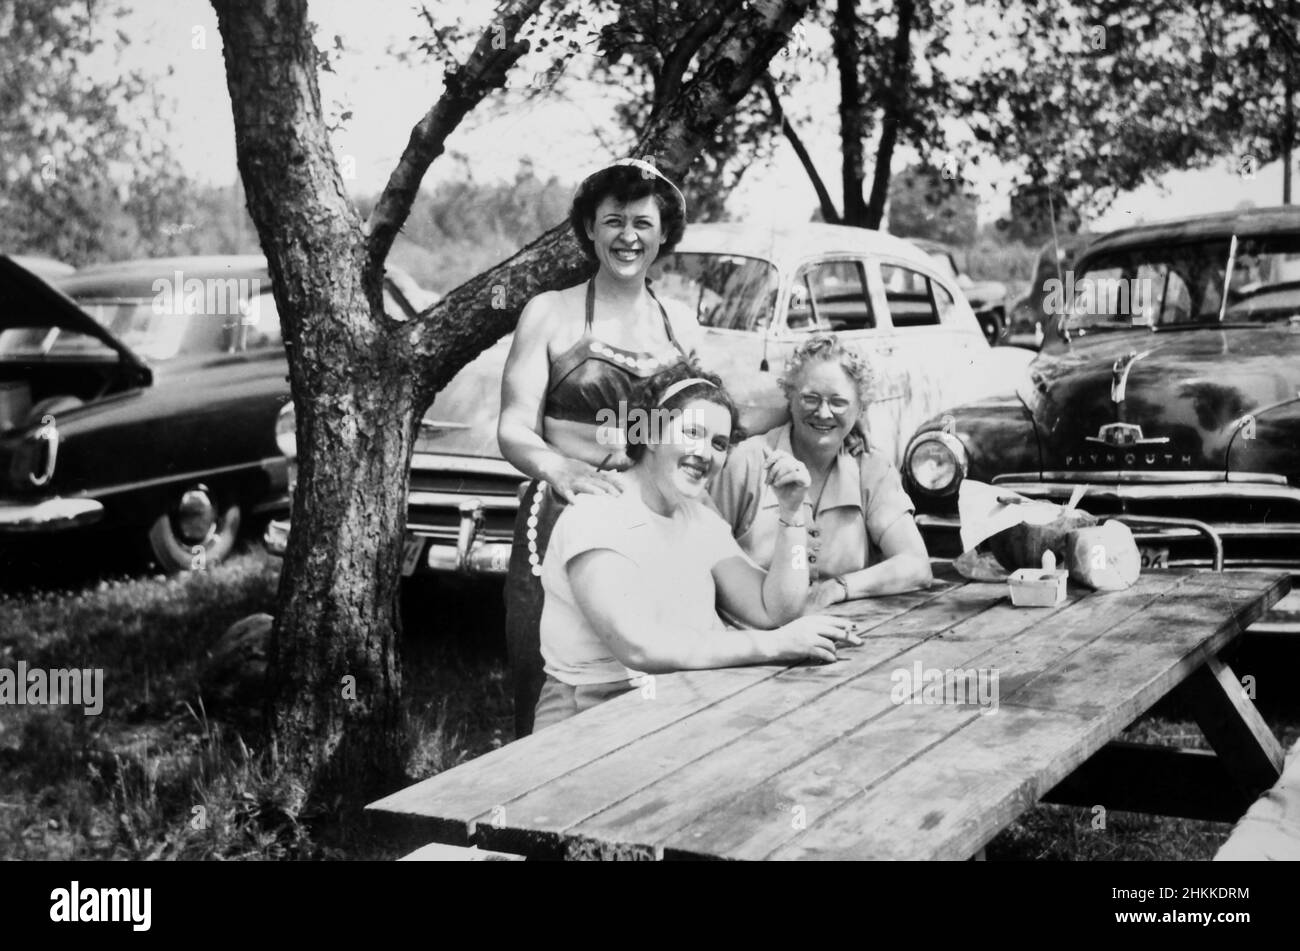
[147,484,242,573]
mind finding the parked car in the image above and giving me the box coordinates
[7,255,75,281]
[1002,233,1097,349]
[898,206,1300,581]
[910,238,1017,345]
[0,255,424,573]
[270,223,1036,580]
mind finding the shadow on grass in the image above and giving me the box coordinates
[0,549,512,860]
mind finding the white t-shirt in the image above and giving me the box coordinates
[540,487,746,685]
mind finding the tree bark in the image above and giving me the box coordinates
[833,0,869,225]
[864,0,915,229]
[211,0,417,798]
[211,0,816,807]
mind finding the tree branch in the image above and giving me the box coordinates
[405,0,818,405]
[653,0,742,115]
[762,74,841,222]
[864,0,916,229]
[366,0,545,271]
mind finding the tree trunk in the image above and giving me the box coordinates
[763,75,841,222]
[211,0,415,799]
[864,0,915,230]
[833,0,869,225]
[211,0,815,809]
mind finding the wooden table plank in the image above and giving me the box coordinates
[368,568,1288,861]
[474,602,998,856]
[365,665,779,843]
[649,572,1195,859]
[765,705,1096,860]
[368,582,965,843]
[557,583,1117,857]
[999,570,1289,721]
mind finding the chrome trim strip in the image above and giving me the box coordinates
[75,458,281,499]
[992,480,1300,504]
[409,453,524,478]
[993,470,1288,485]
[407,491,519,511]
[0,497,103,532]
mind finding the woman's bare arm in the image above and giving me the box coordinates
[568,549,856,673]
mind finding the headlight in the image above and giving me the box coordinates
[275,402,296,459]
[904,431,967,496]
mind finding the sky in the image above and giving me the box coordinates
[108,0,1293,235]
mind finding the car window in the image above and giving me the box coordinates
[880,263,941,327]
[241,292,284,350]
[648,252,779,332]
[788,259,875,332]
[932,281,958,322]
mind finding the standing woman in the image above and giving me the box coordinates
[498,158,701,736]
[711,334,932,610]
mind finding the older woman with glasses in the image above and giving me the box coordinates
[710,333,932,610]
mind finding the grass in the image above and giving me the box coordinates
[1,546,1294,860]
[0,545,511,860]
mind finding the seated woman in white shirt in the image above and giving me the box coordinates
[534,363,860,731]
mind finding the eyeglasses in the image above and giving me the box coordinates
[798,392,853,414]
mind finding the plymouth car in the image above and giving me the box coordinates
[0,255,424,576]
[899,206,1300,591]
[269,222,1036,581]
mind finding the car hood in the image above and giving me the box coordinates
[0,255,151,379]
[963,280,1007,307]
[1028,326,1300,475]
[415,335,513,458]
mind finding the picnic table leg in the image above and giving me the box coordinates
[1174,653,1285,804]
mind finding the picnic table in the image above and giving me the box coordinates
[368,568,1291,860]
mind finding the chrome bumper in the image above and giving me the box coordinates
[264,497,515,577]
[0,497,104,532]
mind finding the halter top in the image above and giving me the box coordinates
[543,280,690,424]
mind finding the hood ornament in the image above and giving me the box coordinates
[1110,349,1152,404]
[1086,422,1169,448]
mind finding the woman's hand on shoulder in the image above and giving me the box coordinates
[545,457,624,503]
[768,615,861,664]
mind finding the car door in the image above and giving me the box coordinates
[866,256,982,464]
[654,251,786,439]
[769,256,908,463]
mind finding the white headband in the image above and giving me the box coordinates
[583,157,687,217]
[656,377,717,406]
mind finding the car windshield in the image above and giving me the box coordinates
[1059,234,1300,339]
[648,252,780,331]
[0,291,264,362]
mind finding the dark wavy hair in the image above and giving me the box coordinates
[569,163,687,264]
[624,361,741,463]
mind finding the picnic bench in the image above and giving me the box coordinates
[368,568,1290,860]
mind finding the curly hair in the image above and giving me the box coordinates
[569,163,687,264]
[624,361,740,463]
[777,332,873,406]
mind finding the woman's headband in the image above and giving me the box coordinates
[656,377,717,406]
[580,158,687,218]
